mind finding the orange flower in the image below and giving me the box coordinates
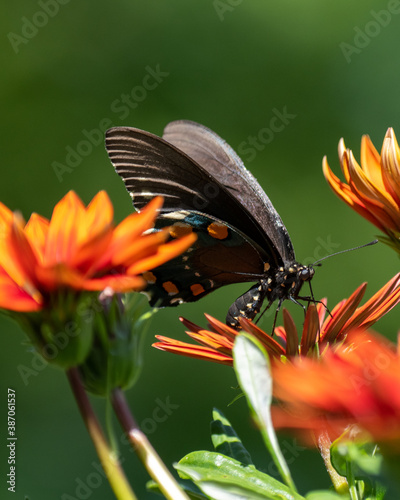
[323,128,400,249]
[0,191,196,312]
[271,331,400,449]
[153,274,400,363]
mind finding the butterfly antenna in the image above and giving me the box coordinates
[312,239,378,267]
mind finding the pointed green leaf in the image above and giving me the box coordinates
[233,333,296,491]
[211,408,253,465]
[176,451,305,500]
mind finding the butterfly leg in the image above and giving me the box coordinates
[269,297,287,335]
[296,295,333,319]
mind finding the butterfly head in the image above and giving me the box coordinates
[298,264,315,283]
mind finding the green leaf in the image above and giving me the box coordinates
[305,491,345,500]
[176,451,305,500]
[232,333,296,491]
[331,436,387,499]
[210,408,253,465]
[331,437,383,479]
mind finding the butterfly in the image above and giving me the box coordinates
[105,120,315,329]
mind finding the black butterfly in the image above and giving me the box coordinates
[105,120,314,329]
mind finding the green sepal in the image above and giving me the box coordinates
[17,291,95,369]
[377,234,400,256]
[79,292,155,396]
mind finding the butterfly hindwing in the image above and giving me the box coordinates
[143,211,265,307]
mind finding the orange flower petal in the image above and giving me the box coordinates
[0,201,14,231]
[343,272,400,331]
[323,157,386,231]
[205,313,238,340]
[0,267,42,311]
[381,128,400,207]
[24,213,49,264]
[279,309,298,356]
[44,191,86,266]
[347,151,399,230]
[187,330,234,353]
[83,191,114,241]
[113,196,163,247]
[113,228,169,267]
[81,274,145,292]
[321,283,366,343]
[360,135,385,189]
[7,214,39,288]
[128,232,197,274]
[153,335,233,365]
[179,316,206,334]
[300,305,319,356]
[239,317,286,357]
[316,298,328,327]
[69,191,115,271]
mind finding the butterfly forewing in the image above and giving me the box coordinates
[106,126,283,267]
[162,120,295,264]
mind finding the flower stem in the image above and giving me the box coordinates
[67,368,138,500]
[316,431,348,494]
[111,387,190,500]
[346,459,360,500]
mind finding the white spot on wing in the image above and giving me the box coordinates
[160,211,190,220]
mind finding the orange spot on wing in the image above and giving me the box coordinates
[162,281,179,295]
[169,223,193,238]
[142,271,156,284]
[207,222,228,240]
[190,283,205,296]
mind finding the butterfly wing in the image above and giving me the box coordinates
[105,126,283,267]
[143,212,265,307]
[162,120,296,264]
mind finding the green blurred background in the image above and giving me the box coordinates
[1,1,399,498]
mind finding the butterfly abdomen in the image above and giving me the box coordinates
[226,283,267,328]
